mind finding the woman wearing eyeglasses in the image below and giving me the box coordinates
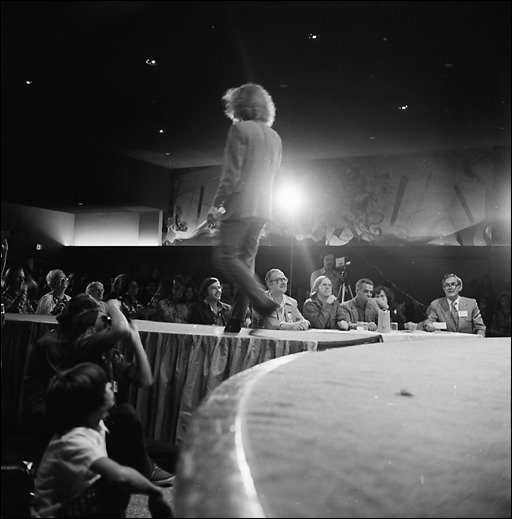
[422,273,486,337]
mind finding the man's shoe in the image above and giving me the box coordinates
[224,319,242,333]
[150,464,174,487]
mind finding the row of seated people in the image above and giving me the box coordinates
[188,269,489,337]
[2,262,510,336]
[186,270,506,337]
[0,234,508,333]
[305,249,506,334]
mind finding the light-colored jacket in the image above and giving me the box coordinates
[212,120,282,220]
[424,296,486,335]
[252,292,306,330]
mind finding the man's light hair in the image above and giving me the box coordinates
[46,269,66,288]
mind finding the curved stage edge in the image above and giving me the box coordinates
[176,337,511,518]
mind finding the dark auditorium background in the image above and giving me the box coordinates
[1,1,510,306]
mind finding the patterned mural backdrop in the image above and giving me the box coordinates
[163,146,510,247]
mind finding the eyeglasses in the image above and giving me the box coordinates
[443,282,459,289]
[271,277,288,283]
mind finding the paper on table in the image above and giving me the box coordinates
[432,322,447,330]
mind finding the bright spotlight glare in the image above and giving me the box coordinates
[276,183,304,214]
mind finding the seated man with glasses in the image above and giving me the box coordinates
[422,273,486,336]
[338,278,380,332]
[251,269,310,330]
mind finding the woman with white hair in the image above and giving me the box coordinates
[85,280,108,314]
[303,275,346,330]
[35,269,71,316]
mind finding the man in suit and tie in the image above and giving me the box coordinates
[423,273,486,337]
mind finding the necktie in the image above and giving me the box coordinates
[451,301,459,328]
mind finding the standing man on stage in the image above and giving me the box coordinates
[208,83,282,333]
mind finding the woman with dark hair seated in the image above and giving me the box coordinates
[488,291,511,337]
[374,285,407,330]
[117,276,146,320]
[1,266,33,313]
[187,277,231,326]
[150,276,188,323]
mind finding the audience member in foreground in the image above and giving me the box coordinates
[303,275,345,329]
[252,269,310,330]
[338,278,380,332]
[422,273,486,337]
[23,295,174,486]
[31,362,173,518]
[188,277,231,326]
[72,296,174,485]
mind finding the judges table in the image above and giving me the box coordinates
[176,337,511,518]
[2,314,381,445]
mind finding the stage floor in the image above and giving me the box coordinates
[176,337,511,518]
